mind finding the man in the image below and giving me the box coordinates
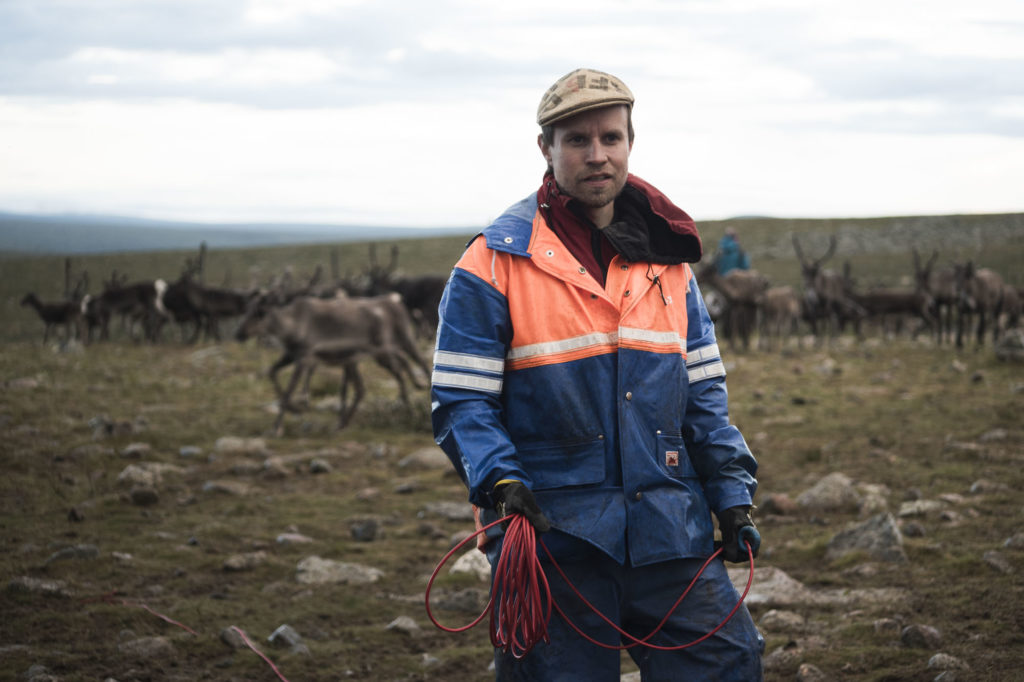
[717,227,751,276]
[431,68,763,681]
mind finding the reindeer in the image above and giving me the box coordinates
[792,234,865,343]
[954,262,1005,348]
[20,293,83,343]
[84,278,170,343]
[235,292,430,434]
[912,249,958,345]
[696,257,770,352]
[175,276,255,341]
[363,243,448,337]
[756,286,802,351]
[843,260,935,340]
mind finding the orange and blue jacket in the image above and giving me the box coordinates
[431,177,757,566]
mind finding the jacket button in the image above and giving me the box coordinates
[621,265,629,271]
[635,491,643,501]
[624,290,631,297]
[625,391,633,401]
[503,237,514,244]
[578,267,587,274]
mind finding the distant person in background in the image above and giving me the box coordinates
[717,227,751,275]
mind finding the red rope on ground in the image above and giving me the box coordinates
[230,626,292,682]
[82,591,290,681]
[425,513,756,655]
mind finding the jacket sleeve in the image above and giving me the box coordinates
[431,240,529,509]
[681,272,758,513]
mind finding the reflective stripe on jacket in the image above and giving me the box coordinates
[431,188,757,566]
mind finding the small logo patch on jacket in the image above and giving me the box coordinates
[665,450,679,467]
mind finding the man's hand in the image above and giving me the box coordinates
[717,506,760,562]
[493,481,551,533]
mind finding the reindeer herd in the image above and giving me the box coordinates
[697,235,1020,352]
[17,234,1020,431]
[18,244,447,434]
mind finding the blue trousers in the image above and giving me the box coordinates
[487,532,764,682]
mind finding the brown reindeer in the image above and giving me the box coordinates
[235,291,430,434]
[20,293,83,343]
[696,257,769,352]
[792,234,864,343]
[757,286,802,351]
[912,249,958,344]
[954,262,1005,348]
[843,259,934,340]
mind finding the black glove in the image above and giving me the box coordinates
[493,481,551,533]
[718,505,760,562]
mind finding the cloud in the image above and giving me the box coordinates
[0,0,1022,223]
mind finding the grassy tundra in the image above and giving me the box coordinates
[1,213,1023,681]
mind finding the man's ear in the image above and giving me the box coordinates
[537,134,552,165]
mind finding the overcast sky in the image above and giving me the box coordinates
[1,0,1022,229]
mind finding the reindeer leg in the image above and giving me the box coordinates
[338,363,365,430]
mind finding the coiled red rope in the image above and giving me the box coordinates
[425,514,755,656]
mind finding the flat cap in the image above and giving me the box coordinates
[536,68,634,126]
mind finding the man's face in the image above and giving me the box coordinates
[539,105,632,226]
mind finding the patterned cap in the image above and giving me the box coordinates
[536,68,634,126]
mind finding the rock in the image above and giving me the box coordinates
[901,521,927,537]
[295,556,383,585]
[826,513,907,563]
[982,550,1014,574]
[309,458,332,474]
[179,445,203,458]
[129,486,159,506]
[214,436,268,456]
[350,518,382,542]
[202,480,251,496]
[397,446,450,470]
[759,492,799,516]
[117,635,176,659]
[432,588,489,612]
[7,576,72,598]
[796,663,829,682]
[1004,533,1024,550]
[759,609,806,631]
[450,549,492,581]
[969,479,1010,495]
[763,640,802,672]
[268,624,303,648]
[994,328,1024,362]
[220,626,247,649]
[21,664,59,682]
[898,500,944,517]
[223,551,268,572]
[797,472,862,512]
[729,565,906,608]
[276,532,314,545]
[858,484,890,516]
[386,615,421,636]
[901,624,942,649]
[420,501,475,522]
[120,442,151,458]
[873,618,901,635]
[928,653,970,671]
[44,544,99,565]
[116,462,184,488]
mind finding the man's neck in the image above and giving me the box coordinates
[586,203,616,230]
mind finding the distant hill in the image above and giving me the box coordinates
[0,211,477,255]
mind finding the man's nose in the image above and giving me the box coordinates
[585,140,608,164]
